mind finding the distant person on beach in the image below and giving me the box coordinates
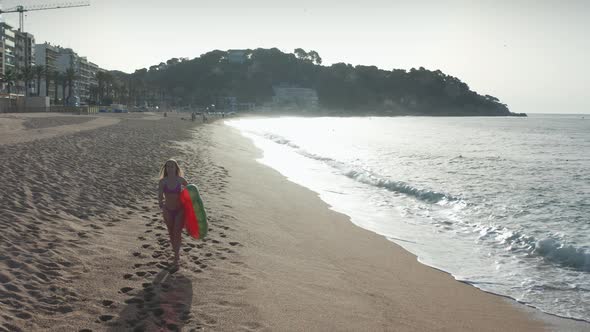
[158,159,188,269]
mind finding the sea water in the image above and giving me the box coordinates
[226,114,590,322]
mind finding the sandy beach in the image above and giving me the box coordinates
[0,112,587,331]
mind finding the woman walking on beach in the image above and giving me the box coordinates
[158,159,188,269]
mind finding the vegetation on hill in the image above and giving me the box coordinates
[93,48,524,116]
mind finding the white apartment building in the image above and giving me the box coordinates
[15,31,35,95]
[0,22,16,94]
[35,44,101,104]
[34,42,58,99]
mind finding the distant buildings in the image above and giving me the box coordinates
[272,85,319,110]
[34,43,58,98]
[0,17,104,104]
[0,22,17,93]
[0,22,39,96]
[34,43,101,104]
[52,46,99,103]
[227,50,247,64]
[15,31,35,95]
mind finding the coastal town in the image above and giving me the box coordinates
[0,18,317,115]
[0,13,105,112]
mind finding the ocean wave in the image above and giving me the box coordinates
[262,133,300,149]
[479,226,590,272]
[343,169,453,203]
[259,131,456,204]
[533,238,590,272]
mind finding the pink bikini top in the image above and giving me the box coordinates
[163,182,181,194]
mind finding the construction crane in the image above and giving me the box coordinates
[0,1,90,32]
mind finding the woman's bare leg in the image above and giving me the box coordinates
[163,210,174,246]
[163,210,173,240]
[162,210,177,267]
[171,212,184,266]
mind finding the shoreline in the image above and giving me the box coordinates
[213,120,589,331]
[0,112,587,331]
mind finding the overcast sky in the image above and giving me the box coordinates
[1,0,588,114]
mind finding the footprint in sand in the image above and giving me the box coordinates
[98,314,114,322]
[124,298,143,305]
[101,300,114,307]
[15,312,32,319]
[119,287,133,294]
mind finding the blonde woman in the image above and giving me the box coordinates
[158,159,188,269]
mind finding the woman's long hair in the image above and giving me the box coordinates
[159,159,184,179]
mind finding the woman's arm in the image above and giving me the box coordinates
[157,180,164,209]
[180,176,188,187]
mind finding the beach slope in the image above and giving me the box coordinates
[209,121,549,331]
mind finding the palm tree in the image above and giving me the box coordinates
[19,67,34,97]
[89,85,100,104]
[33,65,45,96]
[60,72,68,105]
[103,72,114,103]
[53,71,62,104]
[65,67,78,105]
[1,69,17,95]
[44,69,53,98]
[96,71,107,104]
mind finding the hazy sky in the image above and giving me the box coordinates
[1,0,588,114]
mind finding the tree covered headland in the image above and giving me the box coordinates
[101,48,524,116]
